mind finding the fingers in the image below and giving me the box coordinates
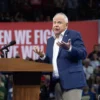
[57,39,71,45]
[33,46,39,53]
[33,46,41,54]
[57,41,66,46]
[33,46,44,57]
[56,39,71,50]
[61,41,66,44]
[57,41,61,46]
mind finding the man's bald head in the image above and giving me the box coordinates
[53,13,68,23]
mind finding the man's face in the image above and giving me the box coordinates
[52,15,67,36]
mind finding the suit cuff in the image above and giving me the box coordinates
[68,45,72,52]
[40,54,46,60]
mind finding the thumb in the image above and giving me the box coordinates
[68,39,71,43]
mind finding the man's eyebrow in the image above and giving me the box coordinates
[58,21,62,23]
[53,20,62,23]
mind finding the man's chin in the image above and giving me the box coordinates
[54,32,60,35]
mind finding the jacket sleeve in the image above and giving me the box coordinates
[68,32,87,60]
[43,39,50,63]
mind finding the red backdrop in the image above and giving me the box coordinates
[69,21,98,55]
[0,21,98,59]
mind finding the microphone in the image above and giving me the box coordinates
[0,40,16,51]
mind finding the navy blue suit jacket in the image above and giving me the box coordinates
[44,30,87,90]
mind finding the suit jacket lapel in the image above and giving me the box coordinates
[57,30,69,58]
[50,37,55,59]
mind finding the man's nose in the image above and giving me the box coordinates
[54,23,59,27]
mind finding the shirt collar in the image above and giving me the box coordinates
[53,29,67,39]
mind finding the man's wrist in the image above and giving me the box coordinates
[40,54,46,60]
[40,54,44,58]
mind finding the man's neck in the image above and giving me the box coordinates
[55,34,60,38]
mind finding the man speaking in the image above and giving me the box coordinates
[34,12,87,100]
